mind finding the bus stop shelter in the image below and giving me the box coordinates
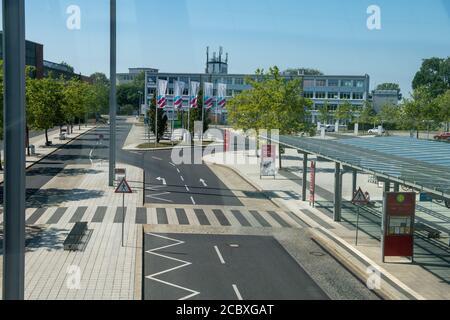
[261,135,450,222]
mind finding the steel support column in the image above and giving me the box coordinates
[302,153,308,201]
[334,162,342,222]
[384,181,391,193]
[352,169,357,195]
[394,182,400,192]
[2,0,26,300]
[108,0,117,186]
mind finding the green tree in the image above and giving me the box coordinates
[228,66,313,135]
[317,101,329,124]
[27,76,64,144]
[377,103,401,129]
[376,83,401,92]
[334,100,352,126]
[89,72,110,116]
[412,57,450,98]
[435,90,450,131]
[358,101,376,128]
[62,78,89,133]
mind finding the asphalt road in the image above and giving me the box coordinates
[1,117,242,207]
[144,233,329,300]
[144,148,242,206]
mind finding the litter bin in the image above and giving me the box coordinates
[30,145,35,155]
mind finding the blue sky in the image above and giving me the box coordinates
[1,0,450,96]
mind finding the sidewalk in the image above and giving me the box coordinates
[0,125,95,184]
[203,147,450,300]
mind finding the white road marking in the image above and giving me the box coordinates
[190,196,196,205]
[180,176,184,182]
[152,156,163,161]
[156,177,167,185]
[232,285,243,300]
[146,233,200,300]
[176,168,181,174]
[199,179,208,187]
[185,185,190,192]
[214,246,226,264]
[169,162,176,167]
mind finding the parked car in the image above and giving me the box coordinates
[368,127,385,134]
[324,125,335,133]
[433,132,450,141]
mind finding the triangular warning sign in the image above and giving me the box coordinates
[352,187,368,205]
[115,178,133,194]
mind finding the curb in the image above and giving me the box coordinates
[310,227,425,300]
[206,157,426,300]
[0,126,97,185]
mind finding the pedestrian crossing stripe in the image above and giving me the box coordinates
[115,178,133,194]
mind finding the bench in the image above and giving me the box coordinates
[415,223,441,239]
[64,222,88,251]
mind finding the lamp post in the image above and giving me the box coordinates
[109,0,117,186]
[2,0,26,300]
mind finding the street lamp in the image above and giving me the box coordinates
[2,0,26,300]
[109,0,117,187]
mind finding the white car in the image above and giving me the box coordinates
[368,128,385,134]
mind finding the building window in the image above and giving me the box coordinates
[340,92,351,99]
[227,89,233,96]
[168,88,174,95]
[315,92,326,99]
[304,79,315,87]
[352,92,364,100]
[341,79,353,87]
[183,88,188,95]
[304,91,314,99]
[328,92,339,99]
[316,79,326,87]
[226,78,233,85]
[355,80,365,88]
[329,104,338,111]
[235,78,244,85]
[328,79,339,87]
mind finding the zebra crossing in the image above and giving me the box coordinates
[2,206,307,229]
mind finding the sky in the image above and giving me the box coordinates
[1,0,450,96]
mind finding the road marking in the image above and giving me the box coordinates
[185,185,190,192]
[169,162,176,167]
[232,285,243,300]
[157,177,167,185]
[176,168,181,174]
[190,196,196,205]
[180,176,184,182]
[199,179,208,187]
[214,246,226,264]
[152,156,163,161]
[146,233,200,300]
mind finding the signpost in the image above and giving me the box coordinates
[382,192,415,263]
[352,188,369,245]
[224,129,231,152]
[115,178,133,247]
[309,161,316,207]
[260,144,276,179]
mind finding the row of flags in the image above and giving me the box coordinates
[157,79,227,110]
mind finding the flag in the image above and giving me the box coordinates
[204,82,214,109]
[190,81,200,108]
[217,83,227,108]
[174,80,185,109]
[157,79,168,109]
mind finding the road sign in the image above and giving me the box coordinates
[419,193,432,202]
[115,178,133,194]
[352,187,369,205]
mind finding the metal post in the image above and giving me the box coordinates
[334,162,342,222]
[394,182,400,192]
[155,103,158,147]
[2,0,26,300]
[122,193,125,247]
[384,181,391,193]
[302,153,308,202]
[352,169,357,195]
[108,0,117,187]
[355,206,360,245]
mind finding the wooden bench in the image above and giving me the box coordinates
[415,223,441,239]
[64,222,88,251]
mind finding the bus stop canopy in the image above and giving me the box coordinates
[263,135,450,200]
